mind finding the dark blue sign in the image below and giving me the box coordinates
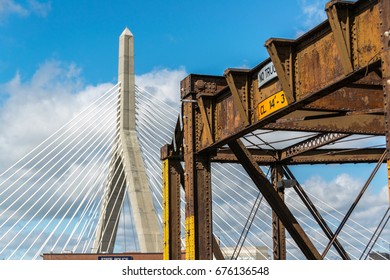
[98,255,133,260]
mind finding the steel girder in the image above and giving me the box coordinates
[161,0,389,260]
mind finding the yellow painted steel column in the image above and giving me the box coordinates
[181,77,213,260]
[162,159,170,260]
[387,160,390,205]
[185,216,195,260]
[161,147,182,260]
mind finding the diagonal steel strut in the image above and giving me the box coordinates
[283,165,350,259]
[228,139,322,260]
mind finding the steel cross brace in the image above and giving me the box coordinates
[228,139,322,259]
[283,165,350,259]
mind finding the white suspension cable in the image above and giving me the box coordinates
[30,141,124,259]
[135,85,179,118]
[52,133,122,252]
[0,88,120,209]
[6,113,119,259]
[0,97,119,233]
[62,136,122,253]
[92,152,127,252]
[0,83,119,182]
[0,84,120,187]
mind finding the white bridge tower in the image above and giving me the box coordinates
[93,28,162,253]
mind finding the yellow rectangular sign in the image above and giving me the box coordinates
[258,91,288,120]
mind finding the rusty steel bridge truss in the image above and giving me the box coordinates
[161,0,390,260]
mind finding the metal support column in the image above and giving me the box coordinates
[195,157,213,259]
[182,96,213,260]
[271,164,286,260]
[161,145,182,260]
[381,0,390,205]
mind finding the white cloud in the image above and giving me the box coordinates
[27,0,51,17]
[0,60,112,167]
[297,0,328,37]
[0,60,188,259]
[135,67,187,105]
[0,0,50,21]
[1,60,388,259]
[0,0,28,18]
[285,172,389,258]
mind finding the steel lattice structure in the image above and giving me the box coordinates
[161,0,390,260]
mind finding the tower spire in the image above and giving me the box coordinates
[93,28,162,253]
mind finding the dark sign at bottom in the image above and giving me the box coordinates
[98,256,133,260]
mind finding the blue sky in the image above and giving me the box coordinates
[0,0,327,85]
[1,0,389,259]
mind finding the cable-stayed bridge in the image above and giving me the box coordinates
[2,78,388,260]
[1,0,390,261]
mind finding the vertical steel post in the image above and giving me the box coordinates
[183,97,196,260]
[161,147,182,260]
[182,89,213,260]
[381,0,390,205]
[195,156,212,259]
[272,164,286,260]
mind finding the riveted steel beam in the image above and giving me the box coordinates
[182,82,214,260]
[162,0,386,261]
[280,133,349,160]
[380,0,390,205]
[186,0,383,153]
[225,69,251,127]
[285,148,385,165]
[211,148,278,164]
[162,153,182,260]
[271,164,286,260]
[265,39,295,104]
[197,96,214,146]
[303,83,383,112]
[211,148,385,165]
[265,111,384,135]
[326,1,354,75]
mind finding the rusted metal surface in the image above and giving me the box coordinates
[380,0,390,204]
[271,165,286,260]
[161,151,182,260]
[162,0,388,260]
[212,147,385,165]
[180,0,384,152]
[225,69,251,127]
[182,93,196,260]
[281,133,349,160]
[285,148,385,165]
[303,85,383,112]
[326,1,354,75]
[182,80,214,260]
[266,112,385,135]
[211,148,278,164]
[195,157,213,260]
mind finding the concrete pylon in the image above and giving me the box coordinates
[93,28,162,253]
